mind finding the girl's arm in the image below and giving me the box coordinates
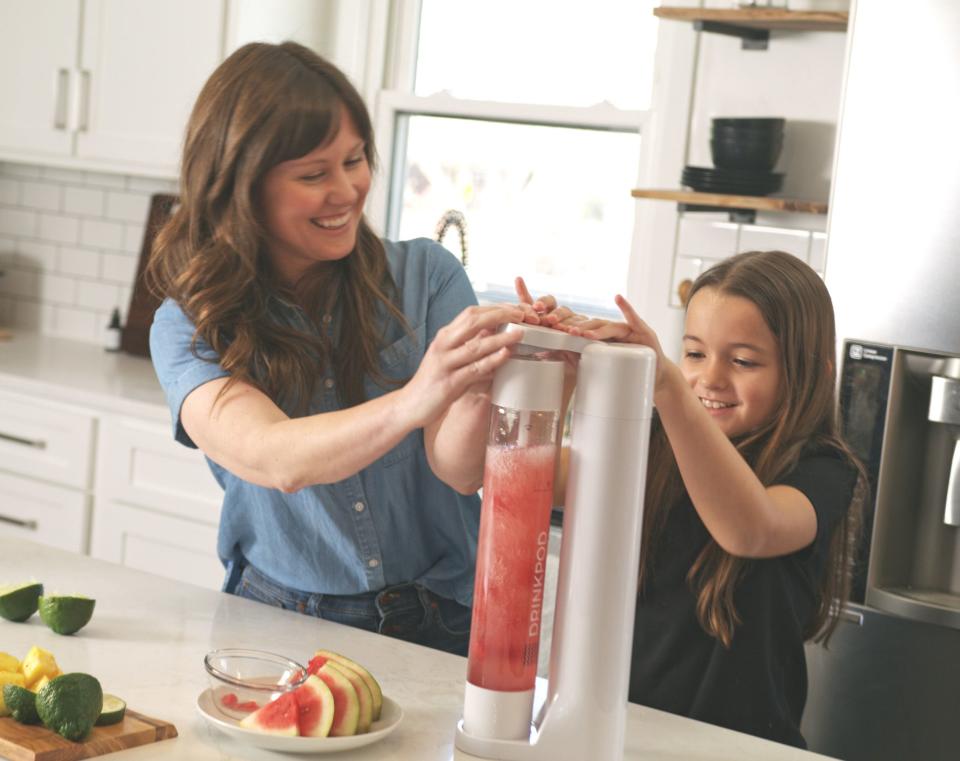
[582,296,817,559]
[181,304,523,493]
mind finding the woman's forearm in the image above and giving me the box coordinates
[424,389,491,495]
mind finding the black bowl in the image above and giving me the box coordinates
[710,137,783,172]
[711,117,786,131]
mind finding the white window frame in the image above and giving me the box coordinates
[365,1,651,265]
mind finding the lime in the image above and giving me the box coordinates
[38,595,96,635]
[0,582,44,622]
[36,673,103,742]
[95,694,126,726]
[3,683,40,724]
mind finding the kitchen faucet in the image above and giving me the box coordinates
[435,209,468,267]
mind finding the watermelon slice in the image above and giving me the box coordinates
[310,663,359,736]
[239,691,298,736]
[293,675,335,738]
[311,650,383,721]
[327,661,373,733]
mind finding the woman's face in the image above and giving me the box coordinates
[681,287,783,439]
[260,113,371,284]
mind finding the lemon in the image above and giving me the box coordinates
[38,595,96,635]
[0,582,44,622]
[95,694,126,726]
[36,673,103,742]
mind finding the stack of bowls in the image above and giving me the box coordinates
[711,117,785,173]
[681,117,786,197]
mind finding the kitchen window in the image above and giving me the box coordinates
[372,0,658,315]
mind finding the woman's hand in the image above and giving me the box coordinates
[399,304,524,429]
[514,276,581,329]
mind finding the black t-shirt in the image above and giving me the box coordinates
[629,451,858,748]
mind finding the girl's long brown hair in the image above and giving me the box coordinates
[640,251,865,647]
[146,42,407,411]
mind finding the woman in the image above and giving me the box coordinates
[146,41,522,655]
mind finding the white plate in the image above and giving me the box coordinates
[196,687,403,753]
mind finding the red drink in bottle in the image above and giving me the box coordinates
[468,443,556,691]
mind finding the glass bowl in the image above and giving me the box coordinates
[203,648,307,720]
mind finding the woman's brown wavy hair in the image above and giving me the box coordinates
[146,41,407,412]
[640,250,865,647]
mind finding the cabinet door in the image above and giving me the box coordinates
[94,415,222,524]
[0,0,80,157]
[0,471,90,553]
[75,0,224,171]
[92,498,223,590]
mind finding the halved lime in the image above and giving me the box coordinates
[2,683,40,724]
[38,595,96,635]
[95,694,126,726]
[0,582,44,622]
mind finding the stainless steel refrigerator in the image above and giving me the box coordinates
[803,2,960,760]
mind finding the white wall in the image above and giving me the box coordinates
[629,10,849,360]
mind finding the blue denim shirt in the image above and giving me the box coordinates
[149,238,481,606]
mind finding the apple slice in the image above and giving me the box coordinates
[312,650,383,721]
[293,674,336,738]
[311,662,359,736]
[327,661,373,733]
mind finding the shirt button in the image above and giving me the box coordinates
[322,313,333,324]
[324,378,335,389]
[368,558,380,568]
[354,501,365,512]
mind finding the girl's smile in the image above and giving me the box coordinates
[682,287,783,439]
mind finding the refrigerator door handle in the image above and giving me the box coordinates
[944,438,960,527]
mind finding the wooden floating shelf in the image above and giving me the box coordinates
[631,189,828,215]
[653,6,849,32]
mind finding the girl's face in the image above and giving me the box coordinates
[260,113,371,284]
[681,287,783,439]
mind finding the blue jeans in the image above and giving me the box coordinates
[233,564,472,656]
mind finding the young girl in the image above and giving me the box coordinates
[524,251,864,748]
[146,41,523,655]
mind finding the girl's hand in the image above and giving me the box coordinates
[400,304,524,428]
[579,294,678,394]
[514,276,586,331]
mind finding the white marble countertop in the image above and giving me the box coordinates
[0,540,837,761]
[0,330,168,420]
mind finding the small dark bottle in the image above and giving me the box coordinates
[105,307,123,352]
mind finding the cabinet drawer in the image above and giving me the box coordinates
[0,391,96,489]
[0,470,90,553]
[95,415,222,524]
[91,498,223,591]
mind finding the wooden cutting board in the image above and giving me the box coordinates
[0,710,177,761]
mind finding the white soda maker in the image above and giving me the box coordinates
[456,323,656,761]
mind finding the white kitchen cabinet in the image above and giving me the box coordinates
[0,471,90,554]
[0,0,80,158]
[0,387,95,552]
[91,415,224,590]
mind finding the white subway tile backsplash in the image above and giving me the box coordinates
[41,166,85,184]
[106,191,150,223]
[80,218,125,250]
[39,273,76,304]
[16,240,58,270]
[677,218,738,260]
[38,213,80,244]
[0,207,38,237]
[0,178,19,205]
[76,279,120,311]
[58,246,102,278]
[124,223,146,254]
[64,187,106,217]
[671,255,704,308]
[808,232,827,273]
[82,170,127,189]
[100,252,138,284]
[737,225,811,261]
[127,175,178,194]
[1,163,42,179]
[21,181,62,212]
[53,305,99,342]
